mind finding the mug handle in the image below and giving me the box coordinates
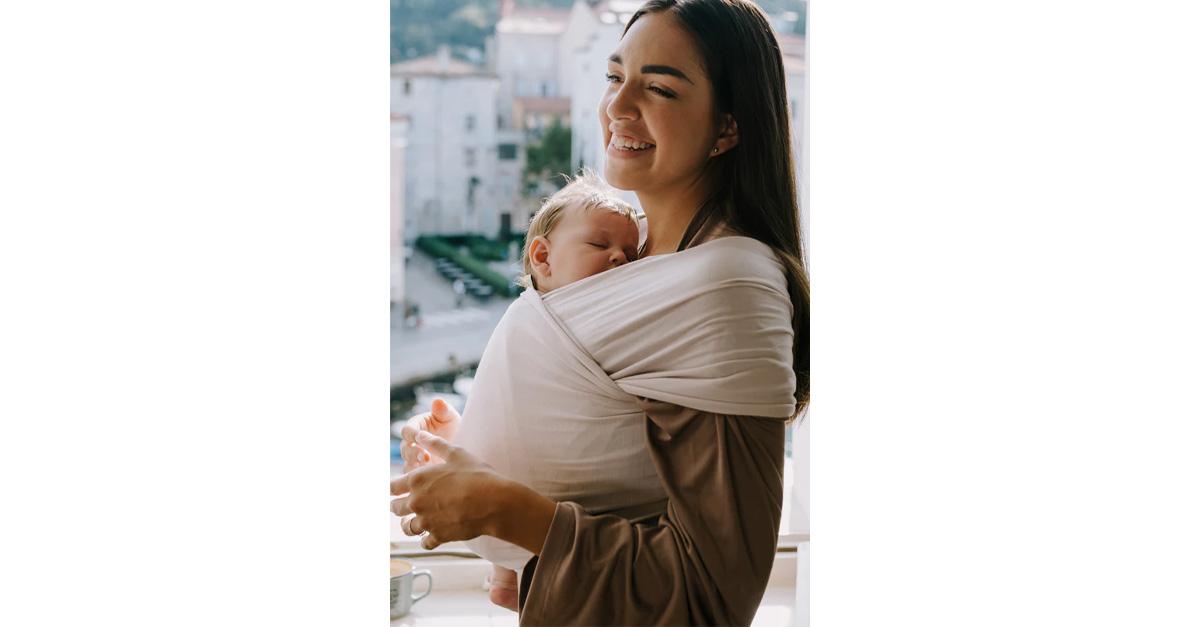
[410,569,433,605]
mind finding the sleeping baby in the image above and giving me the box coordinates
[517,169,641,293]
[482,170,642,606]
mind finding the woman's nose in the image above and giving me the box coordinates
[604,85,638,122]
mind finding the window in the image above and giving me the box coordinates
[403,79,412,95]
[498,143,518,160]
[464,147,476,168]
[465,115,475,132]
[467,176,480,208]
[500,213,512,239]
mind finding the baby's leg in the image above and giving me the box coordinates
[487,563,519,612]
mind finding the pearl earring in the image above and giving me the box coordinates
[712,146,719,154]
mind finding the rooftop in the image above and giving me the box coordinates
[497,6,571,35]
[593,0,645,15]
[513,96,571,114]
[391,48,494,78]
[593,0,641,26]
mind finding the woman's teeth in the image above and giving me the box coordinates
[612,136,654,151]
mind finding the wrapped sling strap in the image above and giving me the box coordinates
[453,236,796,570]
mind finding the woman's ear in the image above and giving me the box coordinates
[529,236,552,280]
[711,114,739,156]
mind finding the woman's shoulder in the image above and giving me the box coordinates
[683,235,788,290]
[696,233,775,256]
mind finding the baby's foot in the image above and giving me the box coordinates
[488,565,519,612]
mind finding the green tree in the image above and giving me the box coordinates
[391,0,499,63]
[390,0,806,62]
[523,120,572,194]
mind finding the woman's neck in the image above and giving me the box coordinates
[637,177,712,257]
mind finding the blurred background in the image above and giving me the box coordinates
[390,0,808,471]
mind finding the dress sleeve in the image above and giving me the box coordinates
[517,397,787,626]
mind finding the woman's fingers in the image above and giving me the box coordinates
[389,428,496,551]
[400,515,424,536]
[420,531,442,550]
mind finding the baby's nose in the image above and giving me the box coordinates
[610,250,628,266]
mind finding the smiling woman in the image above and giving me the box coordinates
[600,11,738,231]
[392,1,810,624]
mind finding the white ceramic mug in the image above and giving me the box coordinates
[390,558,433,618]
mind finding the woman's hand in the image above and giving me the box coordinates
[399,397,461,471]
[391,431,509,549]
[390,431,557,553]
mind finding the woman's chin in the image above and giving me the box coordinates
[602,164,640,190]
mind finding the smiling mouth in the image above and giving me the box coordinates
[609,135,656,152]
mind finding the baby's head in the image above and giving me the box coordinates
[520,170,641,293]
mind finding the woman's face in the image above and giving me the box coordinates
[599,11,719,194]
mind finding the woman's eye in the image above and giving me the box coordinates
[605,73,622,83]
[649,86,676,99]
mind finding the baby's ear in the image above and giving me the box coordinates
[529,236,551,277]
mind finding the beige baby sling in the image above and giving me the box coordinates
[453,236,797,570]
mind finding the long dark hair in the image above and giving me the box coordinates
[626,0,810,418]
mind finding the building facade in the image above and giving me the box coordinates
[494,1,570,129]
[391,47,501,237]
[391,115,409,304]
[489,2,579,232]
[779,34,809,243]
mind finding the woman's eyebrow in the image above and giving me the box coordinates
[608,54,694,85]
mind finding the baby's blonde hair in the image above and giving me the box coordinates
[519,169,639,290]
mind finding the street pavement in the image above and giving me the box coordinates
[391,250,517,386]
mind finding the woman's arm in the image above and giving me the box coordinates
[517,398,786,626]
[491,482,557,554]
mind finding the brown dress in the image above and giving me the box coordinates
[517,396,787,626]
